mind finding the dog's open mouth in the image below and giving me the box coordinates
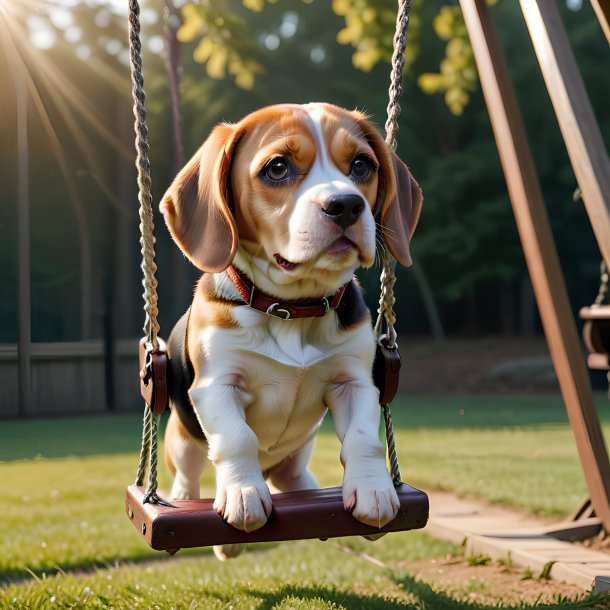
[327,236,356,255]
[274,253,299,271]
[274,238,357,271]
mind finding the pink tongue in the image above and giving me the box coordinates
[328,237,354,254]
[274,254,298,270]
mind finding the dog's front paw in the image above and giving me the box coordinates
[343,475,400,529]
[213,544,244,561]
[214,480,273,532]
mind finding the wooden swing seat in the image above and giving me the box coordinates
[580,305,610,370]
[126,483,429,552]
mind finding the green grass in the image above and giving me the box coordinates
[2,538,459,609]
[391,395,610,518]
[1,394,609,608]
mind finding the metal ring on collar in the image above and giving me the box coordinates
[266,303,291,319]
[321,296,330,315]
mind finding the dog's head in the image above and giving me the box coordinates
[161,103,422,289]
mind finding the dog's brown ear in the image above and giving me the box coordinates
[160,124,240,272]
[378,151,423,267]
[354,113,423,267]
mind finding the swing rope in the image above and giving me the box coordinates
[377,0,412,487]
[129,0,413,501]
[128,0,162,503]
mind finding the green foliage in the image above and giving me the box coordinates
[521,567,534,581]
[497,552,514,571]
[417,1,499,115]
[332,0,421,72]
[418,6,477,116]
[3,0,608,341]
[178,2,264,89]
[178,0,423,91]
[467,553,492,566]
[539,560,557,581]
[176,0,476,113]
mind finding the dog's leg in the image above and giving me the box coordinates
[164,409,206,501]
[190,382,272,533]
[326,369,400,530]
[214,441,320,564]
[166,410,245,561]
[267,438,319,493]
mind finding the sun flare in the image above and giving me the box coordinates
[1,0,133,171]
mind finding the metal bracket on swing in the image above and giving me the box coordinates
[139,337,169,415]
[373,334,402,405]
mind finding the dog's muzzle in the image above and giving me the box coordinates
[322,194,365,230]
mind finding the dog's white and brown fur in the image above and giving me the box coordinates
[161,103,422,559]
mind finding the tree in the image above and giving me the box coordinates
[151,0,610,334]
[3,0,607,344]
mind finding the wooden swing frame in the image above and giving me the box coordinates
[124,0,428,553]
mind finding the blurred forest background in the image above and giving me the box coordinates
[1,0,608,362]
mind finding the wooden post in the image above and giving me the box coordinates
[16,73,31,417]
[519,0,610,267]
[590,0,610,45]
[459,0,610,532]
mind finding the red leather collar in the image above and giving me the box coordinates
[226,265,349,320]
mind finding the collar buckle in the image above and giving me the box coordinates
[266,303,291,319]
[321,296,330,315]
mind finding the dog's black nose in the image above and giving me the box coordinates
[322,194,365,229]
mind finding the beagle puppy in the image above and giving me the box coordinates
[161,103,422,558]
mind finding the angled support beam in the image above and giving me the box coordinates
[590,0,610,45]
[519,0,610,266]
[459,0,610,533]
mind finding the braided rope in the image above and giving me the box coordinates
[376,0,411,348]
[374,247,398,346]
[128,0,162,502]
[142,414,161,503]
[384,0,411,152]
[135,407,152,487]
[128,0,160,352]
[383,403,402,486]
[595,260,609,306]
[378,0,412,487]
[135,408,162,503]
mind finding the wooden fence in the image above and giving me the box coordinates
[0,340,142,417]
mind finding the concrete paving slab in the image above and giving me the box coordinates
[426,490,609,591]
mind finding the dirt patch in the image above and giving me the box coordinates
[399,336,560,395]
[402,554,596,606]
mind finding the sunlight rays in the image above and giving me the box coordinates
[1,0,133,171]
[0,0,138,337]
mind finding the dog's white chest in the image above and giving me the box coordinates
[245,356,328,469]
[200,310,375,471]
[233,305,344,367]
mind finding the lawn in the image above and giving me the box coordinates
[1,394,609,608]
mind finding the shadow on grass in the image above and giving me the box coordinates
[0,413,156,461]
[4,548,606,609]
[242,583,411,609]
[4,396,610,461]
[388,573,605,610]
[0,541,284,587]
[242,575,605,610]
[0,547,209,587]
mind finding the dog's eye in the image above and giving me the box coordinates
[264,157,290,183]
[350,156,375,183]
